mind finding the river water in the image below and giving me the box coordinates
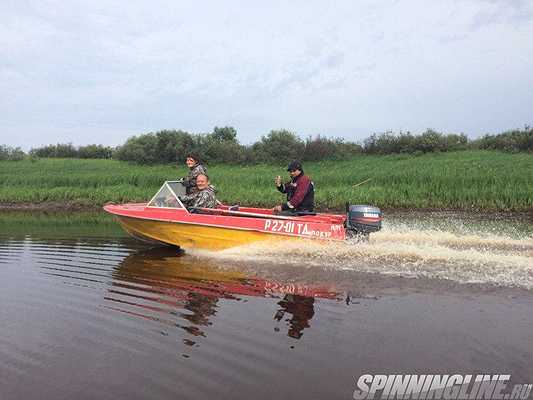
[0,211,532,400]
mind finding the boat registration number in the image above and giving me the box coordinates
[263,219,341,238]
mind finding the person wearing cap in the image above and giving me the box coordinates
[273,160,315,214]
[179,153,207,195]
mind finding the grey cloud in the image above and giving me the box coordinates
[1,0,532,149]
[467,0,533,31]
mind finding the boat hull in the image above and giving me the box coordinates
[115,214,297,250]
[104,203,348,251]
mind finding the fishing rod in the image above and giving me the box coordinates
[352,178,372,188]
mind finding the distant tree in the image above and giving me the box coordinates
[154,130,194,163]
[30,143,77,158]
[78,144,114,159]
[414,129,446,152]
[303,135,362,161]
[173,131,196,163]
[252,130,305,163]
[444,133,468,151]
[202,126,245,164]
[363,131,398,154]
[211,126,238,143]
[29,124,530,166]
[114,127,244,164]
[0,145,25,161]
[114,134,160,164]
[472,126,532,153]
[363,130,469,154]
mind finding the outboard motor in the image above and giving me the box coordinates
[345,204,382,239]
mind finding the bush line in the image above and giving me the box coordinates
[2,125,531,164]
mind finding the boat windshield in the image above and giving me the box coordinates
[147,181,186,209]
[166,181,186,197]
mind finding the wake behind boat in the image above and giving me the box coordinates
[104,181,382,250]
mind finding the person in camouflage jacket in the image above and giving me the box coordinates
[181,153,207,195]
[179,174,218,209]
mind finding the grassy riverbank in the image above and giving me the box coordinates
[0,151,531,211]
[0,211,125,237]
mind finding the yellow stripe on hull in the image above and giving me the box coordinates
[116,216,299,250]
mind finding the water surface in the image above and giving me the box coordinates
[1,211,532,400]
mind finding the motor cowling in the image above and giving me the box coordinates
[346,205,382,235]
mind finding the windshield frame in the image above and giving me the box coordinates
[146,181,189,212]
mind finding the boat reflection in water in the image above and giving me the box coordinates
[106,247,338,341]
[274,294,316,339]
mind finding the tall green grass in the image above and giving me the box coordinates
[0,151,531,211]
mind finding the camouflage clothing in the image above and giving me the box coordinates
[182,163,207,195]
[179,185,218,209]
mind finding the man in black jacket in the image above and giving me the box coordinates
[273,160,315,213]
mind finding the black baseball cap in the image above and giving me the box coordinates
[287,160,302,171]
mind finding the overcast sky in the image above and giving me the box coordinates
[1,0,532,149]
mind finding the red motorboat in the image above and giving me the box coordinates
[104,181,382,250]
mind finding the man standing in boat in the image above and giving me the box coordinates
[179,153,207,195]
[273,160,315,214]
[179,174,218,209]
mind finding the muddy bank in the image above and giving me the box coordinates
[0,201,102,212]
[1,201,531,220]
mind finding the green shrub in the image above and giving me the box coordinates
[30,143,78,158]
[114,134,160,164]
[0,145,25,161]
[252,130,305,163]
[303,135,362,161]
[77,144,114,159]
[363,130,469,154]
[473,127,533,153]
[21,125,533,168]
[29,143,113,159]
